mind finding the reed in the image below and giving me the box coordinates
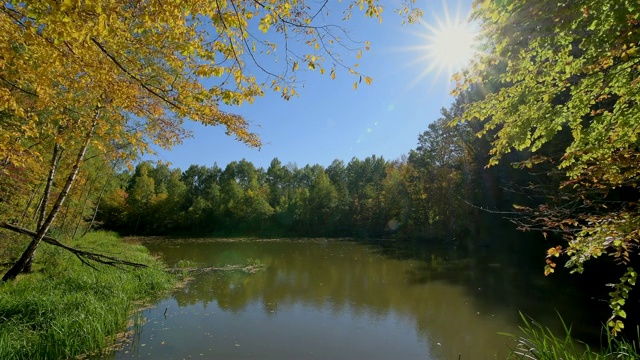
[506,313,640,359]
[0,231,174,359]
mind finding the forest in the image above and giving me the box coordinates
[1,86,538,248]
[94,97,510,242]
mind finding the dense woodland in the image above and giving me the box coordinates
[0,88,537,245]
[94,95,528,244]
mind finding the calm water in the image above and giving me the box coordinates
[100,238,596,359]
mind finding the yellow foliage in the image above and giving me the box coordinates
[0,0,409,230]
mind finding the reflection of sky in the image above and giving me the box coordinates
[112,299,432,360]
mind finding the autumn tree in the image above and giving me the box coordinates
[1,0,422,280]
[459,0,640,333]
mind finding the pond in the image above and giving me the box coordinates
[99,238,598,359]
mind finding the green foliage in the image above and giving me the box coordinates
[459,0,640,333]
[98,96,489,243]
[606,267,637,335]
[462,0,640,173]
[0,231,174,359]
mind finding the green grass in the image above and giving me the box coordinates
[0,231,175,359]
[505,313,640,359]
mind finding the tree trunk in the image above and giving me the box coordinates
[23,143,62,273]
[82,162,116,238]
[72,170,98,239]
[0,222,146,269]
[31,193,44,223]
[2,114,98,282]
[18,182,42,227]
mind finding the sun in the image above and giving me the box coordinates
[405,5,479,85]
[427,20,477,73]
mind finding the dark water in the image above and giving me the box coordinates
[100,238,599,359]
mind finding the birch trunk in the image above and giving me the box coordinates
[23,143,61,273]
[2,114,98,282]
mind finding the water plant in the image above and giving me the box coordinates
[175,259,197,268]
[246,258,263,267]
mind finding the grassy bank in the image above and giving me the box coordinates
[0,231,175,359]
[507,314,640,359]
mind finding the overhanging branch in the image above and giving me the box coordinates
[91,38,181,110]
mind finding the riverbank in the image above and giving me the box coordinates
[507,314,640,359]
[0,231,175,359]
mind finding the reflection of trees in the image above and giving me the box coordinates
[367,233,605,342]
[157,240,523,358]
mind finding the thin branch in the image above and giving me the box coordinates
[253,0,339,31]
[91,38,181,109]
[458,196,520,215]
[0,76,38,97]
[311,0,329,21]
[229,0,280,79]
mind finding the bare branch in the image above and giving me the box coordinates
[0,222,147,269]
[229,0,281,80]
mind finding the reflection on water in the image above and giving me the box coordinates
[100,238,592,360]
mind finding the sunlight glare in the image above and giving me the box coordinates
[428,21,477,72]
[402,3,479,88]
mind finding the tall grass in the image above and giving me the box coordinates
[0,231,174,359]
[506,313,640,359]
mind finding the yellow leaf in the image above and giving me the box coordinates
[61,0,73,11]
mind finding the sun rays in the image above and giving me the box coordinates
[404,2,479,88]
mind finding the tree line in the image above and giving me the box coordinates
[95,91,532,247]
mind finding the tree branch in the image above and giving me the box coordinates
[0,75,38,97]
[0,222,147,269]
[91,38,181,109]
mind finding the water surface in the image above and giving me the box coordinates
[101,238,591,359]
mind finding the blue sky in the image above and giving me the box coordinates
[148,0,474,171]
